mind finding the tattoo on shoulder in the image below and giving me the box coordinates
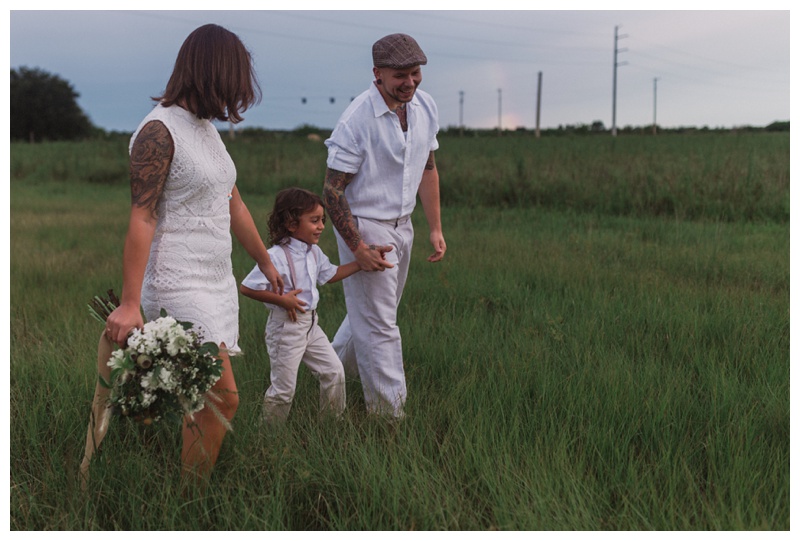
[425,151,436,171]
[129,121,174,214]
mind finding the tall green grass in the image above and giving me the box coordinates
[9,134,789,529]
[433,133,789,221]
[10,131,789,223]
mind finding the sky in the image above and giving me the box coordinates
[7,5,791,134]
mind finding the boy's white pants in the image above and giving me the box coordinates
[331,216,414,418]
[263,309,345,423]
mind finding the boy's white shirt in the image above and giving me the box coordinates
[241,237,338,312]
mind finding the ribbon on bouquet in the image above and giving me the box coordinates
[79,331,114,490]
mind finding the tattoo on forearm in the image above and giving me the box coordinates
[322,168,360,251]
[425,151,436,171]
[129,121,174,216]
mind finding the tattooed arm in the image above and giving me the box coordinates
[418,151,446,262]
[105,121,173,346]
[322,167,394,272]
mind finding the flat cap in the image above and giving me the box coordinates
[372,33,427,69]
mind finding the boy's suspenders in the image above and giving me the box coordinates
[280,244,299,290]
[279,244,319,289]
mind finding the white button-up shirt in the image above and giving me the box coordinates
[241,237,337,312]
[325,82,439,221]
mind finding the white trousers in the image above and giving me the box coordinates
[332,216,413,418]
[263,309,345,423]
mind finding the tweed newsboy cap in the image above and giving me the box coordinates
[372,33,427,69]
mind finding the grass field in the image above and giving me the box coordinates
[9,133,789,530]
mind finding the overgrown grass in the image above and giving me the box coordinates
[9,134,789,530]
[10,131,790,222]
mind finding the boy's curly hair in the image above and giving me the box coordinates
[267,187,325,246]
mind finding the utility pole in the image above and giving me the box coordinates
[612,25,628,137]
[497,88,502,135]
[652,77,660,135]
[459,90,464,136]
[536,71,543,139]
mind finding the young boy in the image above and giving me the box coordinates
[240,188,390,424]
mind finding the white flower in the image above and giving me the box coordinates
[140,372,157,390]
[159,367,177,390]
[126,332,140,350]
[166,329,190,356]
[107,349,127,370]
[145,316,177,342]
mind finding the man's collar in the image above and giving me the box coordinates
[369,81,418,118]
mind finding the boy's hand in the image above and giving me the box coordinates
[281,289,307,322]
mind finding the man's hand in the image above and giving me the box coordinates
[428,231,446,262]
[354,242,394,272]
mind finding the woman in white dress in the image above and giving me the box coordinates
[103,24,283,481]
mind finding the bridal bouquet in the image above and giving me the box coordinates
[89,291,223,424]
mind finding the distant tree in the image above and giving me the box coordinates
[590,120,606,132]
[10,66,94,142]
[765,121,789,132]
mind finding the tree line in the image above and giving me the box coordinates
[10,66,789,143]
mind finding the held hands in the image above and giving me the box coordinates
[354,242,394,272]
[280,289,307,322]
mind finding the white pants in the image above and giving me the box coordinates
[332,216,413,418]
[263,309,345,423]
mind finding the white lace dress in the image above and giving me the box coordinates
[130,104,241,354]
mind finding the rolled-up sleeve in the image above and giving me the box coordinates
[326,123,363,174]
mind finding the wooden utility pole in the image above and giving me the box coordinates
[536,71,542,138]
[612,25,627,137]
[459,90,464,136]
[497,88,502,135]
[652,77,660,135]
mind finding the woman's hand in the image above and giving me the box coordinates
[258,259,285,296]
[104,303,143,347]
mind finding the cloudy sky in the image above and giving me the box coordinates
[8,6,791,133]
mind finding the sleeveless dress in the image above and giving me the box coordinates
[130,104,241,354]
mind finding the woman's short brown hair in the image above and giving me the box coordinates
[154,24,261,123]
[268,188,325,246]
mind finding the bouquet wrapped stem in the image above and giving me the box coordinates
[80,328,116,490]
